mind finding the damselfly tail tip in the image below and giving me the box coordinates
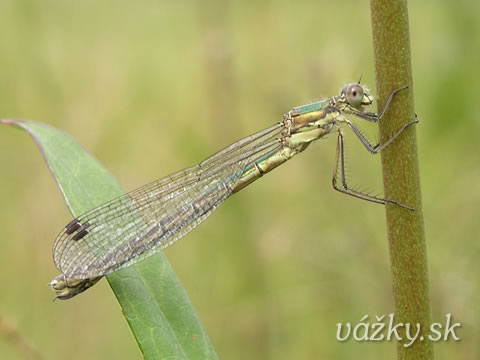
[49,274,102,300]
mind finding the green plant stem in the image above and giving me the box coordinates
[370,1,433,359]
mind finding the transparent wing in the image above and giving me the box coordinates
[53,123,283,279]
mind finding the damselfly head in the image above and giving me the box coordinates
[341,83,373,108]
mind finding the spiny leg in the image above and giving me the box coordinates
[346,117,419,154]
[377,85,409,120]
[345,83,419,153]
[332,130,384,205]
[331,130,414,210]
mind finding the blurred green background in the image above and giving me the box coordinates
[0,0,478,359]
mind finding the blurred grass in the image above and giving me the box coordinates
[0,0,479,359]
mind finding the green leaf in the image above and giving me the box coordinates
[1,119,218,360]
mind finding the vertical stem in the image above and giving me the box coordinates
[370,1,433,359]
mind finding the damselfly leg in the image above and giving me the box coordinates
[332,86,418,210]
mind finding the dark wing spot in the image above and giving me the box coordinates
[72,229,89,241]
[71,221,91,241]
[65,218,81,235]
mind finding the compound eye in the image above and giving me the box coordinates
[344,84,364,106]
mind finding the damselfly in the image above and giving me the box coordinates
[50,83,418,299]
